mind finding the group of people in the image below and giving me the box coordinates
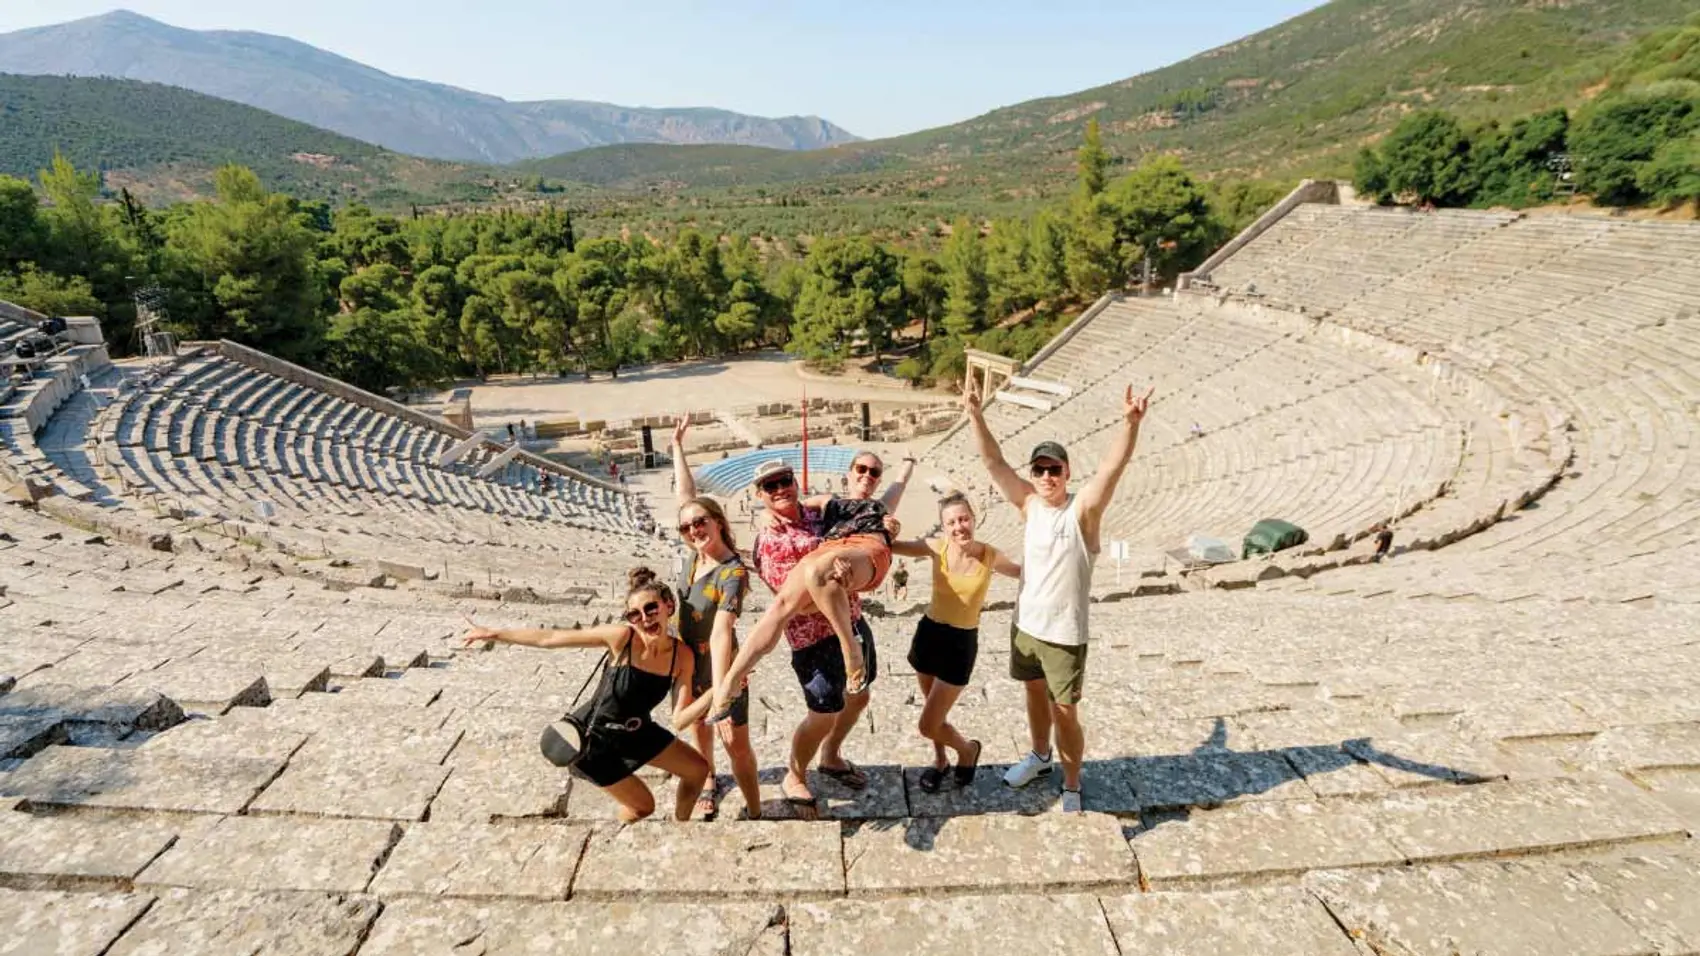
[465,382,1154,820]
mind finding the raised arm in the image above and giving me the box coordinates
[1076,385,1154,537]
[670,414,698,504]
[989,548,1022,579]
[878,457,917,510]
[963,386,1033,510]
[463,620,627,651]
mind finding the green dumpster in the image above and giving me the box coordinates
[1243,518,1308,558]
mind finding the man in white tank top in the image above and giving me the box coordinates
[963,382,1153,812]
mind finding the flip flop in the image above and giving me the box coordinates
[918,765,947,794]
[818,761,868,791]
[694,792,718,822]
[953,739,983,787]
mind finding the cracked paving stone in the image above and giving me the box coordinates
[248,754,450,821]
[1132,797,1405,887]
[1567,848,1700,954]
[844,812,1135,896]
[0,744,284,815]
[790,893,1118,956]
[368,821,590,900]
[137,815,400,894]
[572,820,844,900]
[0,886,155,955]
[1100,886,1361,955]
[360,896,779,955]
[104,888,382,956]
[0,806,199,889]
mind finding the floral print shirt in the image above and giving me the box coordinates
[751,505,862,651]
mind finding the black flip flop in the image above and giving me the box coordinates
[918,766,947,793]
[818,761,868,791]
[954,739,983,787]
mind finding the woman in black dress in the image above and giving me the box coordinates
[463,567,710,823]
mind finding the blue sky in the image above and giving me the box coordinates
[0,1,1324,139]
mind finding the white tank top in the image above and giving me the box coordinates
[1015,494,1094,647]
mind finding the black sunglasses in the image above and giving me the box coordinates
[624,600,662,624]
[1030,463,1064,478]
[758,473,795,494]
[853,463,883,479]
[677,514,711,536]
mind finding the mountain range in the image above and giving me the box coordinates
[0,10,859,163]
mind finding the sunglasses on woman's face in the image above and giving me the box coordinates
[758,474,795,494]
[852,463,882,479]
[624,601,662,624]
[1030,463,1064,479]
[677,514,711,537]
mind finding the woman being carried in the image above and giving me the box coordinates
[462,568,710,823]
[891,493,1021,791]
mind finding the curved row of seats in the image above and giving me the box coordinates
[39,347,666,598]
[1196,205,1700,603]
[693,445,861,495]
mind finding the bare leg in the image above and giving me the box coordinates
[916,674,947,768]
[801,550,875,692]
[648,738,711,822]
[599,776,657,823]
[788,711,836,816]
[718,720,762,820]
[691,720,717,815]
[675,587,814,730]
[1052,702,1085,791]
[818,686,869,774]
[1022,678,1054,759]
[918,677,973,762]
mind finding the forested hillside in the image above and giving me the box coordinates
[0,74,503,207]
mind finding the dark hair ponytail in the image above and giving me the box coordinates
[627,565,674,606]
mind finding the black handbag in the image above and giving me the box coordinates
[540,647,618,768]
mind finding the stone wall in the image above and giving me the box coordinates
[1179,179,1340,289]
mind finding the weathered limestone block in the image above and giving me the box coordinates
[1132,798,1404,887]
[0,805,185,888]
[0,715,67,760]
[367,821,590,900]
[844,812,1135,896]
[1125,751,1309,811]
[0,745,283,815]
[1583,721,1700,773]
[117,660,269,714]
[0,683,184,733]
[105,888,383,956]
[0,887,155,955]
[790,894,1118,956]
[191,654,332,697]
[427,743,571,823]
[138,720,309,763]
[1308,861,1654,956]
[574,821,844,900]
[1344,730,1509,787]
[1369,777,1689,862]
[1568,849,1700,955]
[1100,887,1360,955]
[360,898,779,956]
[137,815,400,894]
[248,754,450,822]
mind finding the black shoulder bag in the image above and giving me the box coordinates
[539,644,620,768]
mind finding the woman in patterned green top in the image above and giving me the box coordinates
[671,418,762,821]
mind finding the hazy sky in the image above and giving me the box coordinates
[0,1,1324,139]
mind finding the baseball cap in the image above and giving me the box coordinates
[1027,441,1070,466]
[751,459,794,486]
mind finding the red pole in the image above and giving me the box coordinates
[800,383,810,494]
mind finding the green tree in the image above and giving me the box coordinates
[0,176,46,270]
[900,252,946,344]
[0,265,102,317]
[556,238,633,372]
[985,218,1034,318]
[164,165,324,359]
[1353,148,1391,204]
[1378,111,1477,206]
[1063,194,1118,297]
[1026,211,1068,303]
[940,219,988,338]
[1077,117,1109,198]
[715,236,777,350]
[790,237,902,366]
[1471,108,1569,208]
[1637,132,1700,206]
[1572,92,1699,205]
[1103,155,1224,284]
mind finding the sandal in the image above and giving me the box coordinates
[817,761,868,791]
[954,739,983,787]
[695,791,719,822]
[781,773,819,818]
[917,766,947,794]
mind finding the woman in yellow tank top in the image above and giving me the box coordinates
[891,493,1022,793]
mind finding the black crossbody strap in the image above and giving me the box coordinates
[567,627,631,711]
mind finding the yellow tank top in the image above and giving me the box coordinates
[927,538,998,629]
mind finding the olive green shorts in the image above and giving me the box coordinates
[1009,627,1089,704]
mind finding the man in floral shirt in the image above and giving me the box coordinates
[747,459,879,804]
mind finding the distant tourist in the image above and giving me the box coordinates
[461,567,709,823]
[540,473,552,494]
[1373,522,1394,562]
[666,417,762,820]
[891,493,1021,792]
[1191,422,1204,440]
[963,382,1153,813]
[891,561,910,602]
[507,423,516,442]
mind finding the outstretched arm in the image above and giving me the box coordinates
[989,548,1022,579]
[963,385,1033,510]
[1076,385,1154,533]
[891,536,934,559]
[878,457,917,510]
[463,620,626,651]
[670,414,697,504]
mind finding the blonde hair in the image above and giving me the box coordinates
[680,496,738,554]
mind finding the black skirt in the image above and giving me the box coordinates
[907,615,979,687]
[569,720,676,787]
